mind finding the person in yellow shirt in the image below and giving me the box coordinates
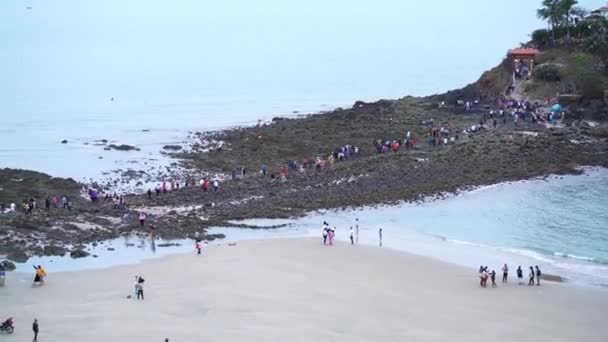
[33,265,46,286]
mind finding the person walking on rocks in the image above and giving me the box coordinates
[378,228,383,247]
[32,319,39,341]
[213,180,219,192]
[139,212,147,227]
[349,227,354,245]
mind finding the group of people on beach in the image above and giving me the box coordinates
[132,275,145,300]
[321,219,384,247]
[479,264,542,288]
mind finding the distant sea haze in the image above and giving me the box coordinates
[1,0,557,179]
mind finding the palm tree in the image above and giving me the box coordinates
[537,0,562,41]
[559,0,579,38]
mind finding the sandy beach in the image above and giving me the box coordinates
[2,238,607,342]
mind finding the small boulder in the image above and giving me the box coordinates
[1,260,16,271]
[6,250,28,263]
[61,139,68,144]
[43,245,67,256]
[69,249,90,259]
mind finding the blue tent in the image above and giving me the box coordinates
[551,104,562,113]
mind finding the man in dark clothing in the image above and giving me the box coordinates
[32,319,39,341]
[516,266,523,285]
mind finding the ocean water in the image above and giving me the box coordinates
[4,0,596,179]
[2,1,607,287]
[211,167,608,287]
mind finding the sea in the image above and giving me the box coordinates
[2,0,608,286]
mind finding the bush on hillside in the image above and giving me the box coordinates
[533,64,562,82]
[532,29,552,49]
[564,53,607,99]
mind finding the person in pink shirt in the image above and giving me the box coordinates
[138,212,147,227]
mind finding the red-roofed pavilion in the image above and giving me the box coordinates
[508,48,541,77]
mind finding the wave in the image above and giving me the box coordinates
[444,238,607,265]
[553,252,608,265]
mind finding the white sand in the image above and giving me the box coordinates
[1,238,607,342]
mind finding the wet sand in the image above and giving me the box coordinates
[1,238,607,341]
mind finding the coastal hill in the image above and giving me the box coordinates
[2,1,608,263]
[437,5,608,124]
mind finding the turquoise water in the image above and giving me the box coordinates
[17,168,608,287]
[221,168,608,286]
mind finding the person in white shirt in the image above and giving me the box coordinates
[501,264,509,283]
[349,227,354,245]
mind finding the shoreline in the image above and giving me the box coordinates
[2,167,608,288]
[9,236,570,286]
[3,238,608,342]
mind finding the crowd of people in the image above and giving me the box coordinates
[320,220,384,247]
[0,195,73,215]
[478,264,543,288]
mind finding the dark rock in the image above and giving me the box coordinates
[6,250,28,263]
[108,144,140,151]
[157,242,182,247]
[107,247,115,251]
[43,245,67,256]
[61,139,68,144]
[163,145,183,151]
[1,260,16,271]
[69,249,90,259]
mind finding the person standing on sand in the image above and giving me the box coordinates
[195,240,202,255]
[528,266,535,286]
[349,227,354,245]
[502,264,509,283]
[491,270,497,288]
[139,212,147,227]
[535,266,542,286]
[32,319,39,341]
[322,226,328,245]
[136,276,145,300]
[378,228,383,247]
[517,266,523,285]
[328,227,335,246]
[355,218,359,243]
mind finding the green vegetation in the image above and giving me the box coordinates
[524,1,608,101]
[533,63,562,82]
